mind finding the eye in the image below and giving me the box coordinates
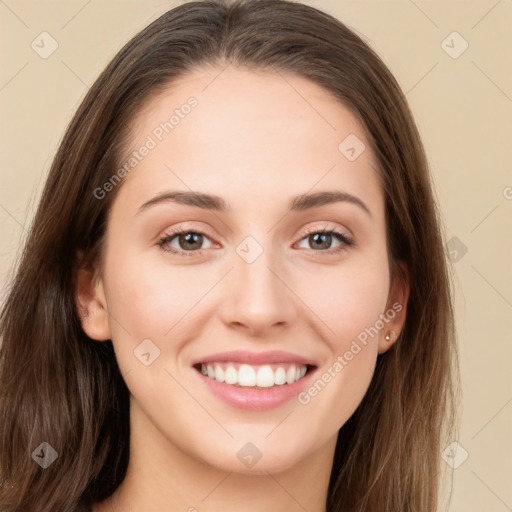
[157,228,215,256]
[295,226,354,254]
[157,225,354,257]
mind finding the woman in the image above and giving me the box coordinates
[0,0,460,510]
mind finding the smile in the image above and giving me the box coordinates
[197,362,309,388]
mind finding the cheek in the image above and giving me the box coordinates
[292,258,389,420]
[101,251,211,403]
[300,261,390,349]
[296,304,385,438]
[103,251,212,340]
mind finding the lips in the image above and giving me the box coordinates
[193,352,318,412]
[192,351,317,385]
[191,350,318,410]
[191,350,317,367]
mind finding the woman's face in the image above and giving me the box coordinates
[79,65,408,474]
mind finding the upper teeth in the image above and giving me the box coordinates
[200,363,307,387]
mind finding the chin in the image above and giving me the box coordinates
[195,437,311,476]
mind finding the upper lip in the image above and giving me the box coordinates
[192,350,317,367]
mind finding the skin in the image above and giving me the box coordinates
[77,64,409,512]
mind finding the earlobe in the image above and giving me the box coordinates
[74,263,112,342]
[378,261,410,355]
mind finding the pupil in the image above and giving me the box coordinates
[181,233,202,250]
[311,233,331,249]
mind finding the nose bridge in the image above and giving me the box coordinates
[219,234,297,333]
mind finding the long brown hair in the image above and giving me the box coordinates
[0,1,460,510]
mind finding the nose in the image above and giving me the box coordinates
[218,245,298,337]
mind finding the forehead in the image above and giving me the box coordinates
[115,65,383,220]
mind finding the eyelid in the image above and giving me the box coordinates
[293,223,354,252]
[157,225,218,256]
[299,222,352,239]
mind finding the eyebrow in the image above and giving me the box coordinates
[137,190,372,218]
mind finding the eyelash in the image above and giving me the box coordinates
[157,225,354,257]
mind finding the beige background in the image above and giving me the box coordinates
[0,0,511,510]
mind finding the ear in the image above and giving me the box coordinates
[74,253,111,342]
[378,261,410,355]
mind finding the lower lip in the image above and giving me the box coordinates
[193,367,317,411]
